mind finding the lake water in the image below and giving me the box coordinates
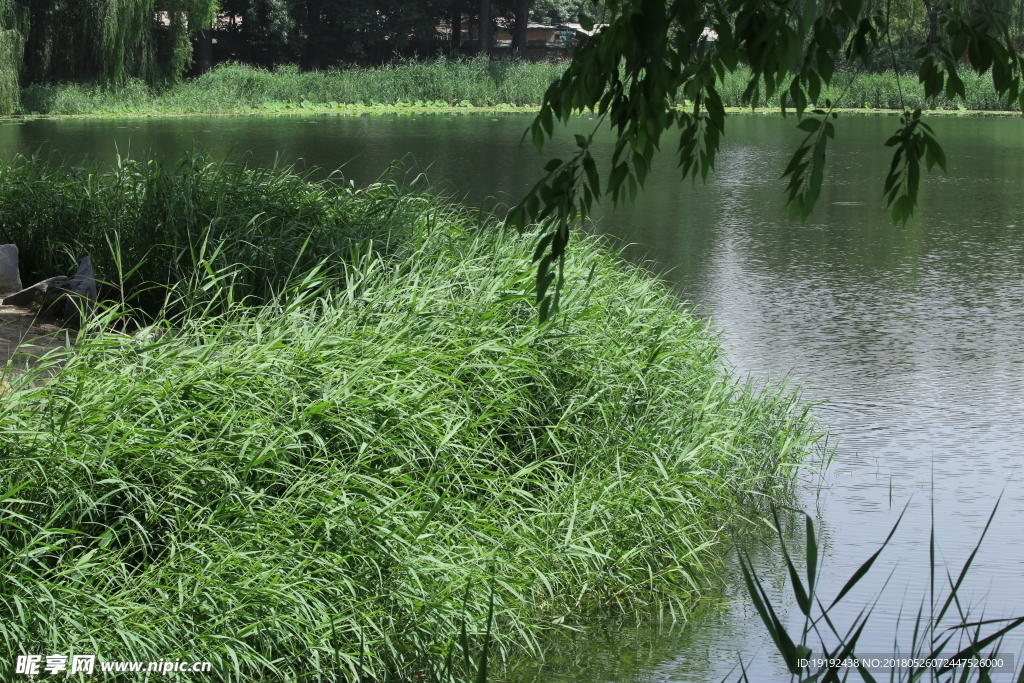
[3,112,1023,680]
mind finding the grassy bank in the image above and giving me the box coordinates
[18,60,566,115]
[716,67,1023,112]
[14,60,1021,117]
[0,155,823,681]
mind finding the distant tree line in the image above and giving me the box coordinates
[0,0,599,93]
[0,0,1021,94]
[0,0,602,113]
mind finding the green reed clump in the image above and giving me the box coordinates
[19,58,567,115]
[15,59,1021,116]
[0,189,823,680]
[0,150,426,312]
[17,77,154,115]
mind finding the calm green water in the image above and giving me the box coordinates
[3,113,1024,680]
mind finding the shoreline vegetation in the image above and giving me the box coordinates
[0,152,825,681]
[9,60,1023,119]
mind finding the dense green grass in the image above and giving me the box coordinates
[0,151,423,313]
[19,59,567,115]
[716,67,1022,112]
[0,157,823,681]
[14,60,1021,116]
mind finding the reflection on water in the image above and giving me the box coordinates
[4,113,1023,681]
[622,115,1024,681]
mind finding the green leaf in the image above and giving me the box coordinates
[829,503,907,610]
[504,205,526,232]
[839,0,861,23]
[923,134,946,172]
[806,514,818,599]
[532,122,546,153]
[808,69,822,104]
[474,579,496,683]
[816,49,834,85]
[796,118,821,133]
[582,153,600,198]
[772,508,811,616]
[539,107,554,137]
[939,616,1024,674]
[739,551,805,674]
[607,162,629,196]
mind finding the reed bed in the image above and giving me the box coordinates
[15,59,1021,116]
[0,150,422,313]
[19,59,567,115]
[716,66,1021,111]
[0,159,824,680]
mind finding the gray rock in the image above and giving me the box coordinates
[0,244,22,295]
[1,276,69,307]
[61,255,98,325]
[2,256,99,326]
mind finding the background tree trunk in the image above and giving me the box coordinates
[478,0,491,57]
[922,0,938,43]
[511,0,529,57]
[196,28,213,74]
[450,4,461,54]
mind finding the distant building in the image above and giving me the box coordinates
[456,21,713,60]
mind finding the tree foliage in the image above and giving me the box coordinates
[3,0,1023,92]
[507,0,1024,320]
[12,0,216,84]
[530,0,609,24]
[0,0,27,112]
[216,0,451,66]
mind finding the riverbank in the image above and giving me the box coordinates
[0,153,824,681]
[5,104,1020,122]
[12,60,1021,117]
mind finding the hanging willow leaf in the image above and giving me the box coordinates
[882,109,949,225]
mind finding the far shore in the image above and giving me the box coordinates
[9,61,1018,120]
[3,104,1020,122]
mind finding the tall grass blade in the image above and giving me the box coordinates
[772,507,811,617]
[935,497,1002,626]
[474,579,496,683]
[806,514,818,603]
[738,551,807,673]
[827,502,909,611]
